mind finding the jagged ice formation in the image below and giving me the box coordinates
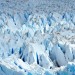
[0,0,75,75]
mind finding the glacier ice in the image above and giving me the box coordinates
[0,12,75,74]
[0,11,75,75]
[0,0,75,75]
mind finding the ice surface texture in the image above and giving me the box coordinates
[0,0,75,75]
[0,11,75,75]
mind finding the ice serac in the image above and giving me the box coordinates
[19,42,54,69]
[0,0,75,74]
[50,44,67,67]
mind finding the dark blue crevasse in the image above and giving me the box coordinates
[19,47,23,59]
[19,47,22,55]
[47,16,51,26]
[22,57,25,62]
[18,65,22,69]
[19,43,26,57]
[58,43,65,54]
[11,48,14,54]
[8,48,14,56]
[36,53,39,64]
[26,32,31,38]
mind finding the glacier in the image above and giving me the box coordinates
[0,0,75,75]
